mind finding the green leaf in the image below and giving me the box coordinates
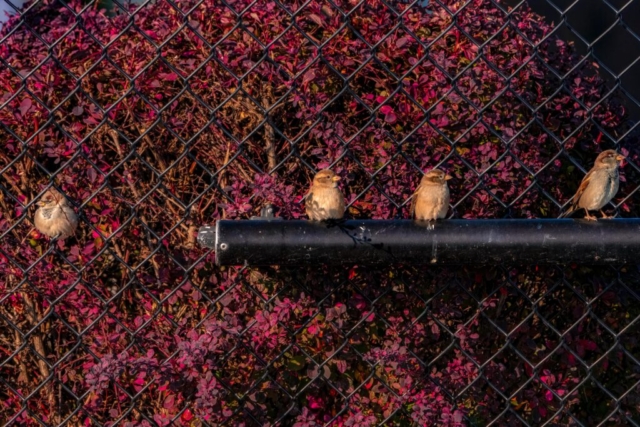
[287,355,306,371]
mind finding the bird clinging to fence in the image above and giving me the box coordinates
[34,188,78,239]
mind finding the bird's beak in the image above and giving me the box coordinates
[445,174,453,181]
[36,201,44,207]
[616,154,625,162]
[331,176,341,182]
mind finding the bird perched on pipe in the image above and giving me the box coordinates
[560,149,625,221]
[34,188,78,239]
[411,168,452,228]
[304,169,345,221]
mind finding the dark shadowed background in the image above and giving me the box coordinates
[505,0,640,122]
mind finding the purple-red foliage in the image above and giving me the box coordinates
[1,0,640,425]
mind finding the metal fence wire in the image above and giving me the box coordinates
[1,0,640,425]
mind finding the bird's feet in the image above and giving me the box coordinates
[584,213,598,221]
[599,210,613,219]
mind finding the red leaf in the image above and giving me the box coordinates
[160,72,178,82]
[385,112,397,124]
[308,13,324,26]
[302,69,316,86]
[379,105,393,115]
[163,395,175,409]
[19,98,32,116]
[181,409,193,422]
[87,168,97,183]
[396,37,409,48]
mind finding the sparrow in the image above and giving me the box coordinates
[560,149,625,221]
[304,169,345,221]
[410,168,452,227]
[34,188,78,239]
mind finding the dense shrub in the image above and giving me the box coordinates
[1,0,639,425]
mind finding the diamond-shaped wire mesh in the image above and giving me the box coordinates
[1,0,640,425]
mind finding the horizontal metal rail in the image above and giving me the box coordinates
[198,219,640,266]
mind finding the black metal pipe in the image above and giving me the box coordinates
[197,219,640,266]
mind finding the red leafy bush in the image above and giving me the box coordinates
[1,0,640,425]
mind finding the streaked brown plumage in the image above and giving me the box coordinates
[305,169,345,221]
[410,169,452,225]
[34,188,78,239]
[560,149,624,221]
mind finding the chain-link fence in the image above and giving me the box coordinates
[1,0,640,425]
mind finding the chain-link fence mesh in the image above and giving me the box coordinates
[1,0,640,425]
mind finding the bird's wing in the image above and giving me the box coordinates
[409,185,421,219]
[561,168,597,218]
[303,189,315,218]
[569,168,597,208]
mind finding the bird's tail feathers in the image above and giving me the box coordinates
[560,205,576,218]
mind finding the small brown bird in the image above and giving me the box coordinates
[560,149,625,221]
[410,169,452,227]
[34,188,78,239]
[305,169,345,221]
